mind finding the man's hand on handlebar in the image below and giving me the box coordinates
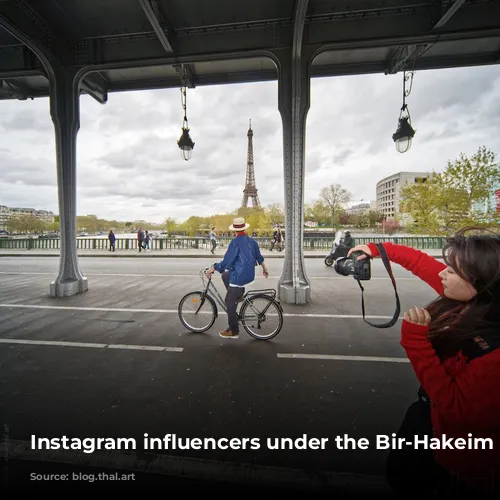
[205,267,215,278]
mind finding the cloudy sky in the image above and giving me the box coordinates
[1,63,499,224]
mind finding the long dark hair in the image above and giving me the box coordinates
[425,226,500,359]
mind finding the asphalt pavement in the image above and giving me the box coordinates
[0,256,445,495]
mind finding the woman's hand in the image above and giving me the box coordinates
[347,245,372,260]
[404,306,431,326]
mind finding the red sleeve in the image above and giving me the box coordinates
[401,321,500,428]
[366,242,446,295]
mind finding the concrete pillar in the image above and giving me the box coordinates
[49,67,88,297]
[274,48,312,305]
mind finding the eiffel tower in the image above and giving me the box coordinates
[241,119,261,209]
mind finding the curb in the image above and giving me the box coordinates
[0,253,445,259]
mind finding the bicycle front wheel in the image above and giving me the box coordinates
[178,291,216,333]
[240,295,283,340]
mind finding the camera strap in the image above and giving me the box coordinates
[356,243,401,328]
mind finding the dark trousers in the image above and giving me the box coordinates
[221,271,244,333]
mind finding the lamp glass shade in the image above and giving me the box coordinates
[395,137,412,153]
[392,116,415,153]
[177,127,195,160]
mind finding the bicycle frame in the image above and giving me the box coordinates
[198,269,280,319]
[199,269,227,313]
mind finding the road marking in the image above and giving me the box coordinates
[277,353,409,363]
[0,338,183,352]
[0,271,417,280]
[0,439,389,494]
[0,303,400,320]
[0,303,180,314]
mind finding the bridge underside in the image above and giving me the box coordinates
[0,0,499,303]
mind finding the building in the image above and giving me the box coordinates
[472,179,500,221]
[346,202,371,215]
[376,171,430,220]
[0,205,55,230]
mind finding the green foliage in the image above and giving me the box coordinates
[265,203,285,225]
[400,146,499,234]
[305,200,330,225]
[6,215,47,234]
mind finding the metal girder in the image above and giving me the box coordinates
[138,0,173,53]
[0,78,29,99]
[80,73,108,104]
[276,0,311,305]
[386,0,467,74]
[386,43,432,74]
[173,63,196,88]
[434,0,467,30]
[107,69,276,93]
[0,0,71,66]
[138,0,196,87]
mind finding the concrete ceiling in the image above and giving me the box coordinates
[0,0,499,103]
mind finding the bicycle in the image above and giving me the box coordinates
[178,268,284,340]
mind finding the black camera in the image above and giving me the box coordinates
[334,250,371,280]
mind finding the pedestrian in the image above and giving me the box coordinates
[209,226,217,254]
[108,229,116,252]
[206,217,269,339]
[348,226,500,497]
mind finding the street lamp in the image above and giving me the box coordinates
[392,70,416,153]
[177,125,195,161]
[392,116,416,153]
[177,85,195,161]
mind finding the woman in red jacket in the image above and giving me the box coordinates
[348,227,500,497]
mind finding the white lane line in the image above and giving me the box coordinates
[277,353,409,363]
[0,303,179,314]
[0,303,399,320]
[0,271,417,280]
[0,338,183,352]
[0,439,389,494]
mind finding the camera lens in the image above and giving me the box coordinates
[334,257,354,276]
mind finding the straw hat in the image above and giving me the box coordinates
[229,217,250,231]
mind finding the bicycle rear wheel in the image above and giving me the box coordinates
[178,291,216,333]
[240,295,283,340]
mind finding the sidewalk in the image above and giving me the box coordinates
[0,248,445,258]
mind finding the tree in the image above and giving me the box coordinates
[305,200,329,226]
[6,215,47,234]
[382,218,401,235]
[265,203,284,226]
[178,216,204,236]
[441,146,499,223]
[400,146,499,233]
[319,184,352,227]
[400,173,442,234]
[368,210,385,227]
[165,217,177,234]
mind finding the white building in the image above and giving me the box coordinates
[346,202,371,215]
[376,171,430,220]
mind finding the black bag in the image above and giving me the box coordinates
[386,335,500,495]
[385,387,437,494]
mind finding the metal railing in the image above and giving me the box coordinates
[0,236,446,251]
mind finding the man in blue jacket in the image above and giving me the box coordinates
[206,217,269,339]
